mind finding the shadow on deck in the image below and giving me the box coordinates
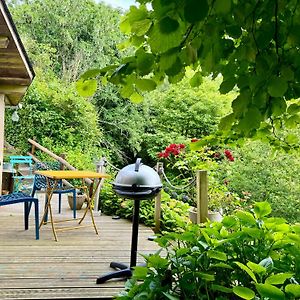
[0,193,159,299]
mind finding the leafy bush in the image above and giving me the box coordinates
[100,183,190,232]
[218,140,300,223]
[117,202,300,300]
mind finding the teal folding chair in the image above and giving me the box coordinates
[9,155,35,194]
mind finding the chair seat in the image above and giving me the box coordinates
[0,192,39,239]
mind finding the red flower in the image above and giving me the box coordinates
[191,138,199,142]
[224,149,234,161]
[179,144,185,149]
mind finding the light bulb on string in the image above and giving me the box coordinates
[11,110,19,122]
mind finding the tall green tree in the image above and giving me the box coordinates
[78,0,300,148]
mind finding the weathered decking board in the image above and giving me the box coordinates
[0,193,159,299]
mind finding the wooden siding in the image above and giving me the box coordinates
[0,193,159,299]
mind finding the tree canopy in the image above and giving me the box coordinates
[78,0,300,149]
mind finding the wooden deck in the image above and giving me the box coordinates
[0,193,160,299]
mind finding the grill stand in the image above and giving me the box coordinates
[96,199,141,283]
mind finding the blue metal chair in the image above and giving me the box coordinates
[9,155,35,194]
[0,192,39,239]
[31,162,77,219]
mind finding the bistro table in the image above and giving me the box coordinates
[34,170,110,241]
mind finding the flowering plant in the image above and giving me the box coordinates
[157,139,240,213]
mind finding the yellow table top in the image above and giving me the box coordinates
[35,170,110,180]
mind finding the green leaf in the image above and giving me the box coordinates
[159,16,179,34]
[258,257,274,272]
[212,262,233,269]
[268,77,288,97]
[238,107,262,133]
[285,284,300,298]
[163,292,180,300]
[196,272,215,281]
[221,215,237,228]
[189,72,203,87]
[80,68,102,80]
[285,114,300,128]
[135,79,157,91]
[214,0,231,14]
[207,250,227,261]
[184,0,209,23]
[254,201,272,218]
[233,286,255,299]
[76,79,97,97]
[130,92,143,104]
[218,113,235,131]
[270,98,287,116]
[287,103,300,114]
[265,273,294,285]
[255,283,285,300]
[285,133,299,144]
[131,18,152,36]
[234,262,258,283]
[247,261,266,275]
[235,211,256,225]
[211,284,232,293]
[132,266,148,279]
[231,92,251,117]
[220,77,236,94]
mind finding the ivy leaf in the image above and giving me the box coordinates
[265,273,294,285]
[254,201,272,218]
[268,77,288,97]
[184,0,209,23]
[233,286,255,300]
[189,72,203,87]
[285,284,300,298]
[255,283,285,300]
[76,79,97,97]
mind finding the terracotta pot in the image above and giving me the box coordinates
[67,194,86,210]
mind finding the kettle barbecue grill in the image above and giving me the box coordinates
[96,158,162,283]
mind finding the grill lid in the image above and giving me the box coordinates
[113,158,162,188]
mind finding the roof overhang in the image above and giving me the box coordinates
[0,0,35,106]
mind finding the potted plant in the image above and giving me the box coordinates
[68,190,87,210]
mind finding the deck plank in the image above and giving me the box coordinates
[0,193,159,299]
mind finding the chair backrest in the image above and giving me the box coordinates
[9,155,33,175]
[33,161,61,190]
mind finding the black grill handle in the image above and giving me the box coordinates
[135,158,142,172]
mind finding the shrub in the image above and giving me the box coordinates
[117,202,300,300]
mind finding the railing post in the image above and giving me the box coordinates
[59,153,66,170]
[154,162,163,233]
[94,157,106,212]
[196,170,208,223]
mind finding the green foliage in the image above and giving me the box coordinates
[217,140,300,222]
[81,0,300,145]
[117,202,300,299]
[5,77,104,169]
[139,77,233,163]
[100,183,190,232]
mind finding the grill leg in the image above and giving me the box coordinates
[96,200,141,284]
